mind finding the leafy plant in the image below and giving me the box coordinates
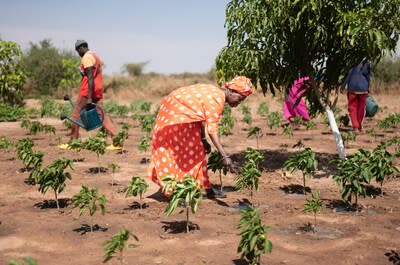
[137,135,150,154]
[112,129,128,148]
[130,99,152,113]
[305,120,316,130]
[162,175,203,233]
[332,149,372,208]
[236,148,264,204]
[366,128,377,142]
[124,175,149,208]
[103,229,139,265]
[341,131,356,147]
[71,185,107,232]
[83,136,107,172]
[247,126,263,149]
[0,135,13,150]
[368,143,399,189]
[139,114,156,135]
[257,102,269,117]
[7,256,37,265]
[16,138,34,161]
[283,148,318,194]
[33,158,73,210]
[207,151,228,191]
[218,104,235,136]
[0,104,26,121]
[378,113,400,130]
[267,111,280,130]
[108,163,120,187]
[282,124,293,136]
[302,190,323,232]
[241,103,252,126]
[237,206,272,265]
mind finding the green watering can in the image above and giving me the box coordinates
[60,95,104,131]
[365,95,378,118]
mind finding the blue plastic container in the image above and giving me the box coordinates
[79,107,102,131]
[365,95,378,118]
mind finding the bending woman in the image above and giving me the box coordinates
[148,76,253,198]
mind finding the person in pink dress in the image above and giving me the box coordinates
[283,76,311,122]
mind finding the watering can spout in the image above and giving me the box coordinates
[60,114,87,129]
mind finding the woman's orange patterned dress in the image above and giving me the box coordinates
[149,84,225,190]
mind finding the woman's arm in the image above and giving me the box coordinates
[208,133,234,172]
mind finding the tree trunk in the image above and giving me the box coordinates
[325,106,346,159]
[186,207,190,233]
[54,190,59,210]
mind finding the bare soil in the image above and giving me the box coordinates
[0,93,399,265]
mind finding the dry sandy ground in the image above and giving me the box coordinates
[0,92,399,265]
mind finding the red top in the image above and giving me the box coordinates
[79,51,103,99]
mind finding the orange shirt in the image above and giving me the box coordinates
[153,84,225,135]
[79,51,103,99]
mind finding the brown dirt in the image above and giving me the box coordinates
[1,92,399,265]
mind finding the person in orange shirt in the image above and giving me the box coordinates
[148,76,253,198]
[69,40,117,139]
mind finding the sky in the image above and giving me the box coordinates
[0,0,230,75]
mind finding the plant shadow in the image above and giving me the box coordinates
[72,224,108,235]
[33,198,71,209]
[123,201,149,210]
[365,185,383,197]
[232,259,248,265]
[280,184,310,194]
[140,157,150,164]
[161,220,199,234]
[117,150,128,155]
[385,250,400,265]
[24,178,36,185]
[86,167,108,174]
[325,199,360,213]
[72,157,85,162]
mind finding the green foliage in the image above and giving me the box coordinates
[16,138,34,160]
[108,162,120,187]
[207,151,228,189]
[137,135,151,153]
[0,103,26,121]
[124,175,149,207]
[59,57,80,92]
[112,129,128,148]
[267,111,281,130]
[15,138,43,175]
[284,148,318,194]
[103,229,138,264]
[373,57,400,85]
[162,175,203,233]
[341,131,356,147]
[22,40,62,95]
[217,0,400,112]
[257,102,269,117]
[241,103,252,125]
[282,124,293,136]
[68,139,83,152]
[0,40,26,105]
[122,61,149,77]
[302,190,323,231]
[33,158,73,210]
[0,135,13,149]
[40,97,71,118]
[83,136,107,158]
[387,136,400,157]
[378,113,400,129]
[218,104,235,136]
[71,185,107,232]
[237,206,272,265]
[236,148,264,203]
[8,256,38,265]
[130,100,152,113]
[247,126,263,149]
[139,114,156,135]
[368,143,399,187]
[305,120,316,130]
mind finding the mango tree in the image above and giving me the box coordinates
[103,229,139,265]
[162,175,203,233]
[207,151,228,191]
[71,185,107,232]
[237,206,272,265]
[33,158,73,210]
[283,147,318,194]
[123,175,149,209]
[216,0,400,159]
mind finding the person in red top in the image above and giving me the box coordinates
[148,76,254,198]
[69,40,117,139]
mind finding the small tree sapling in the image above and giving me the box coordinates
[123,175,149,208]
[207,151,228,191]
[302,190,323,232]
[103,229,138,265]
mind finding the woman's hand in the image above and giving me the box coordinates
[222,156,236,173]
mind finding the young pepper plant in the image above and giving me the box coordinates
[302,190,323,233]
[71,185,107,232]
[103,229,139,265]
[283,147,318,194]
[123,175,149,209]
[108,162,120,187]
[237,206,272,265]
[33,158,73,210]
[162,175,203,233]
[207,151,228,191]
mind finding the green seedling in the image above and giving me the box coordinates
[218,104,235,136]
[123,175,149,208]
[108,163,120,186]
[302,190,323,232]
[207,151,228,191]
[247,126,263,149]
[257,102,269,117]
[368,143,399,190]
[305,120,316,130]
[267,111,281,130]
[71,185,107,232]
[83,136,107,172]
[138,135,151,154]
[8,256,38,265]
[284,147,318,194]
[237,206,272,265]
[241,104,252,126]
[112,129,128,148]
[282,124,293,136]
[103,229,138,265]
[0,135,13,150]
[139,114,156,135]
[341,131,356,147]
[162,175,203,233]
[33,158,73,210]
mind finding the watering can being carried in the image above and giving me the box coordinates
[60,95,104,131]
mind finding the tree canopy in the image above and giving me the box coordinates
[216,0,400,109]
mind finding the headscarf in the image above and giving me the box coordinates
[223,76,254,97]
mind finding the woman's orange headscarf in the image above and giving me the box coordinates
[223,76,254,97]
